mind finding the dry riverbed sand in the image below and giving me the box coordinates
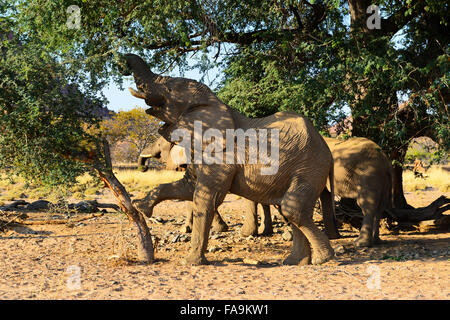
[0,190,448,300]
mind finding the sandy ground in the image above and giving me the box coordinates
[0,190,448,300]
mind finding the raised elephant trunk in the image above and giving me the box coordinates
[121,53,228,125]
[137,156,149,172]
[123,53,158,83]
[123,54,167,110]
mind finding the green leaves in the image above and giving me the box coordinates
[0,21,103,186]
[0,0,448,185]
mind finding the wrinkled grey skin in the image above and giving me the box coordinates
[122,53,335,266]
[138,136,228,233]
[323,137,392,247]
[244,137,393,247]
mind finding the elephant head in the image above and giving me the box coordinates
[137,136,172,172]
[122,54,235,153]
[138,135,187,171]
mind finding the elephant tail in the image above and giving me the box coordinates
[382,167,394,215]
[320,158,341,239]
[329,160,336,217]
[328,158,337,226]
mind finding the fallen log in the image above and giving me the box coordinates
[334,195,450,232]
[385,195,450,222]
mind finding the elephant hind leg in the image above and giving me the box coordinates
[281,183,334,265]
[182,204,228,233]
[282,224,311,265]
[355,192,383,247]
[258,205,273,236]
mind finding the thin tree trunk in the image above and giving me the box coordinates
[97,169,154,263]
[70,140,154,264]
[392,164,413,209]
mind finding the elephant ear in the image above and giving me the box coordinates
[163,104,235,163]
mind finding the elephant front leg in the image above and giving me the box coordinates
[183,166,234,265]
[180,202,194,233]
[241,200,258,236]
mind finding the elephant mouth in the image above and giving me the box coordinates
[128,87,163,114]
[128,87,146,99]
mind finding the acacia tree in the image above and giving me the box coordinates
[101,107,160,162]
[0,11,154,263]
[7,0,450,211]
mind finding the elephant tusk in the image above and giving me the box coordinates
[128,87,146,99]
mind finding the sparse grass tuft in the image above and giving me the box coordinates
[0,169,183,203]
[403,166,450,192]
[114,169,184,191]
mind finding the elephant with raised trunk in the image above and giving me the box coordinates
[138,135,228,233]
[122,53,336,266]
[244,136,393,247]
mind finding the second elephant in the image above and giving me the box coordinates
[138,135,186,171]
[243,137,393,247]
[138,135,228,233]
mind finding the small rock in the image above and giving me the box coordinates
[334,245,346,255]
[208,246,220,253]
[107,255,121,261]
[282,230,293,241]
[74,201,98,213]
[8,200,29,208]
[26,200,51,211]
[237,288,246,294]
[243,258,260,265]
[151,216,165,224]
[179,225,191,233]
[171,234,181,243]
[178,234,190,242]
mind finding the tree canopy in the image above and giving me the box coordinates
[101,107,160,162]
[1,0,449,208]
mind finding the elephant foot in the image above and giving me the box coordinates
[180,224,192,233]
[311,247,334,265]
[258,224,273,236]
[182,253,209,266]
[354,236,373,248]
[133,199,153,218]
[240,224,258,237]
[282,254,310,266]
[212,212,229,232]
[211,221,228,233]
